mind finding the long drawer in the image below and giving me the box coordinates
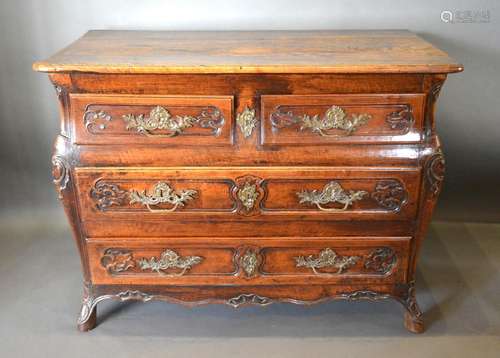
[70,94,234,145]
[261,94,425,145]
[87,237,411,285]
[75,167,421,222]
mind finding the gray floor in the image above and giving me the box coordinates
[1,209,499,357]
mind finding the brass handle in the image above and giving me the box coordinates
[295,248,359,275]
[138,249,203,276]
[297,181,367,212]
[129,182,197,213]
[123,106,197,137]
[271,105,371,136]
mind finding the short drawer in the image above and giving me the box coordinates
[75,167,421,222]
[70,94,234,145]
[261,94,425,146]
[87,237,410,285]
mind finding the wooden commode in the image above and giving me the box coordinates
[33,30,462,332]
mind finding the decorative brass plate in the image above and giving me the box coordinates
[236,106,258,138]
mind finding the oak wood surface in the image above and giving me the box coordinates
[33,30,463,74]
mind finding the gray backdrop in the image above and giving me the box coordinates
[0,0,498,222]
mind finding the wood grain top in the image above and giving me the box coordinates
[33,30,463,74]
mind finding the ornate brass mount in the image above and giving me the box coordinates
[297,181,367,212]
[236,106,258,138]
[295,248,360,275]
[129,182,197,213]
[101,248,202,276]
[138,249,203,276]
[232,175,264,216]
[271,105,371,136]
[122,105,224,137]
[237,182,259,211]
[235,246,261,278]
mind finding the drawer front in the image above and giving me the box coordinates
[87,237,410,285]
[71,94,234,145]
[75,167,420,222]
[261,94,425,146]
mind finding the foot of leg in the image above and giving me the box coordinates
[78,305,97,332]
[403,310,424,333]
[399,281,424,333]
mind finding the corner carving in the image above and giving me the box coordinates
[51,154,70,200]
[426,149,445,197]
[424,76,446,138]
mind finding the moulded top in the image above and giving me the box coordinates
[33,30,463,74]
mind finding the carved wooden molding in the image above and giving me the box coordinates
[77,282,422,328]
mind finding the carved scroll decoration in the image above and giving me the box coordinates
[426,149,445,197]
[84,109,112,132]
[100,249,135,274]
[90,181,128,210]
[385,105,414,132]
[51,154,70,200]
[371,180,408,212]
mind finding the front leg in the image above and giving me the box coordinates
[399,281,424,333]
[77,282,97,332]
